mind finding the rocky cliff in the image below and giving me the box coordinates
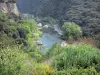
[0,0,19,15]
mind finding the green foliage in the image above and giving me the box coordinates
[0,12,58,75]
[0,12,100,75]
[0,47,34,75]
[0,12,41,43]
[0,13,18,38]
[33,64,55,75]
[20,19,42,40]
[17,19,42,50]
[0,12,6,18]
[47,43,100,75]
[47,43,62,57]
[27,0,100,36]
[0,12,42,58]
[51,45,100,71]
[62,22,82,40]
[95,63,100,72]
[0,34,15,48]
[53,67,100,75]
[0,47,54,75]
[18,19,42,58]
[41,16,58,25]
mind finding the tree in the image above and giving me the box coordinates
[17,0,100,36]
[62,22,82,40]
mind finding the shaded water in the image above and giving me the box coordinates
[39,28,61,53]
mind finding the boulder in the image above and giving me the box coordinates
[61,41,68,47]
[43,25,49,28]
[33,40,43,45]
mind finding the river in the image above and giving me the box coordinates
[38,25,62,53]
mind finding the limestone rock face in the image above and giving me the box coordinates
[0,0,19,15]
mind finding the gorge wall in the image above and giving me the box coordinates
[0,0,19,15]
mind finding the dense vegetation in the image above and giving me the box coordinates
[0,46,55,75]
[62,22,82,40]
[47,44,100,75]
[0,12,54,75]
[1,0,100,74]
[17,0,100,36]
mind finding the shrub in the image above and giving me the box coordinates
[95,63,100,72]
[52,45,100,70]
[0,34,16,48]
[41,16,58,25]
[62,22,82,40]
[47,43,62,57]
[0,12,6,18]
[33,64,55,75]
[0,47,54,75]
[0,47,34,75]
[19,19,42,43]
[53,67,100,75]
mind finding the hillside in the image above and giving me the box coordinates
[17,0,100,36]
[0,0,100,75]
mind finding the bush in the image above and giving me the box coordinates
[0,12,6,18]
[47,43,62,57]
[52,45,100,70]
[0,47,34,75]
[95,63,100,72]
[62,22,82,40]
[0,12,42,58]
[53,67,100,75]
[0,34,16,48]
[33,64,55,75]
[0,47,55,75]
[41,16,58,25]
